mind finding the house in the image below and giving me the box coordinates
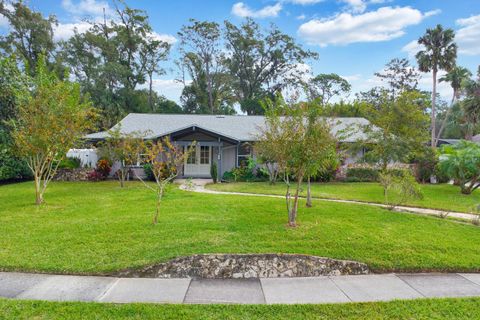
[85,113,370,179]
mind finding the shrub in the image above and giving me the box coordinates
[346,167,379,182]
[58,157,81,169]
[143,163,155,181]
[438,141,480,194]
[0,146,32,181]
[380,169,423,208]
[410,148,437,183]
[87,169,104,182]
[96,159,111,178]
[143,162,177,182]
[87,159,111,182]
[222,157,269,182]
[222,170,235,182]
[210,162,218,183]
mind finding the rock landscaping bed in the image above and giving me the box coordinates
[116,254,369,279]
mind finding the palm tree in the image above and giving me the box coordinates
[437,66,472,140]
[416,24,457,148]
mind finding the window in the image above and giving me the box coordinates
[237,143,252,167]
[200,146,210,164]
[187,146,196,164]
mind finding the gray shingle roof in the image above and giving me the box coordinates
[85,113,370,142]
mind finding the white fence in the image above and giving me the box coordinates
[66,149,98,168]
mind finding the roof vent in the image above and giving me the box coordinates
[216,115,225,119]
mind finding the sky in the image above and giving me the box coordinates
[1,0,479,106]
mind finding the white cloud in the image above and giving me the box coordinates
[345,70,451,102]
[0,3,14,29]
[456,14,480,56]
[341,0,367,14]
[150,32,177,45]
[142,78,191,103]
[419,71,451,99]
[62,0,112,17]
[340,0,395,14]
[401,39,423,58]
[0,14,8,29]
[53,21,92,41]
[284,0,322,4]
[231,2,282,18]
[340,74,362,82]
[298,6,434,47]
[402,13,480,58]
[296,14,307,20]
[424,9,441,18]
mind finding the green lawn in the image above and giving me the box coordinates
[207,182,479,213]
[2,298,480,319]
[1,181,480,274]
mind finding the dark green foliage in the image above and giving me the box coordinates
[0,2,60,76]
[410,147,437,183]
[0,144,31,181]
[222,158,266,182]
[314,167,338,182]
[224,19,317,115]
[58,157,81,169]
[307,73,351,105]
[61,2,171,128]
[210,162,218,183]
[0,56,31,182]
[346,167,380,182]
[143,163,155,181]
[438,140,480,194]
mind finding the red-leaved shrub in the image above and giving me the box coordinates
[88,159,111,181]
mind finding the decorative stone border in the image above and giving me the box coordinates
[116,254,369,279]
[53,168,92,181]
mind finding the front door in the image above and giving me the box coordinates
[184,145,211,177]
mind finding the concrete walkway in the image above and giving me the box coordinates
[2,272,480,304]
[177,179,478,222]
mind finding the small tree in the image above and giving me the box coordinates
[99,126,146,187]
[210,162,218,183]
[10,58,93,204]
[137,138,194,224]
[258,96,336,226]
[359,90,429,195]
[302,101,338,207]
[438,140,480,195]
[380,170,423,209]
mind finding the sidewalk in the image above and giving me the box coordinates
[177,179,478,222]
[2,272,480,304]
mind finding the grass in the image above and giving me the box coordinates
[206,181,480,213]
[2,298,480,319]
[1,181,480,274]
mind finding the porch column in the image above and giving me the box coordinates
[217,139,223,181]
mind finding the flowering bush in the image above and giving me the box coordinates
[87,159,111,181]
[96,159,111,178]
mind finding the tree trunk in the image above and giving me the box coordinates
[436,90,457,142]
[289,175,303,227]
[306,176,312,208]
[205,62,214,114]
[34,175,43,205]
[119,167,125,188]
[431,69,438,149]
[148,72,154,112]
[153,186,165,225]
